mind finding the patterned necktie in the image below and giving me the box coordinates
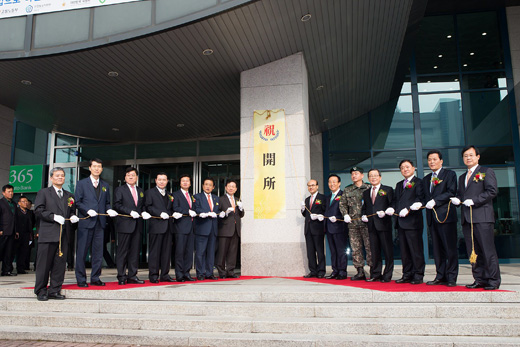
[309,195,314,208]
[330,193,335,204]
[131,185,138,206]
[93,180,98,188]
[430,173,436,193]
[185,192,192,208]
[58,189,63,199]
[207,194,212,211]
[371,187,376,204]
[403,179,408,189]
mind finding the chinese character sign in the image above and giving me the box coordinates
[254,109,285,219]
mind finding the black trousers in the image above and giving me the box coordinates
[326,232,348,277]
[216,231,239,277]
[148,232,173,281]
[34,239,67,295]
[304,232,325,276]
[13,232,31,271]
[462,222,501,287]
[174,231,194,280]
[117,230,141,281]
[368,229,394,281]
[398,227,425,281]
[0,234,14,274]
[430,222,459,282]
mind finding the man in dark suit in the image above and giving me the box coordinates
[423,150,458,287]
[14,196,33,274]
[216,180,244,279]
[144,172,175,283]
[193,178,220,280]
[172,174,197,282]
[324,174,348,280]
[34,167,79,301]
[361,169,394,282]
[0,184,17,276]
[113,167,148,285]
[301,179,326,278]
[74,158,118,287]
[393,159,425,284]
[450,145,500,290]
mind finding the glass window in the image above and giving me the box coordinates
[55,148,78,163]
[34,9,90,48]
[328,113,370,151]
[136,142,197,159]
[55,134,77,147]
[199,139,240,156]
[156,0,217,24]
[61,167,77,193]
[80,145,135,162]
[372,151,416,171]
[328,152,371,172]
[0,16,26,52]
[372,96,414,150]
[417,75,459,93]
[422,149,464,169]
[419,93,464,147]
[415,16,458,74]
[463,91,512,145]
[461,72,506,90]
[458,12,504,72]
[401,79,411,94]
[93,1,152,39]
[477,146,515,166]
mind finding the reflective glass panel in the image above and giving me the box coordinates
[156,0,217,23]
[417,75,459,93]
[80,145,135,162]
[55,134,77,147]
[55,148,77,163]
[463,91,512,145]
[61,167,77,193]
[34,9,90,48]
[328,152,371,172]
[199,139,240,156]
[0,16,26,52]
[477,146,515,166]
[136,142,197,159]
[419,93,464,147]
[401,80,411,94]
[371,96,414,150]
[461,72,506,90]
[328,113,370,151]
[93,1,152,38]
[372,151,416,171]
[422,149,464,169]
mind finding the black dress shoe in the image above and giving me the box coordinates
[127,278,145,284]
[219,275,227,279]
[366,277,381,282]
[149,279,159,284]
[77,282,89,288]
[410,279,423,285]
[17,270,27,275]
[303,273,317,278]
[118,280,126,285]
[228,274,240,278]
[160,277,176,283]
[466,281,485,289]
[325,274,338,279]
[395,278,411,284]
[1,272,17,276]
[205,275,218,280]
[90,280,105,286]
[446,281,457,287]
[351,269,366,281]
[48,292,66,300]
[184,276,196,281]
[335,275,348,280]
[484,285,499,290]
[37,293,48,301]
[316,275,324,279]
[426,279,446,285]
[197,275,205,281]
[380,279,390,283]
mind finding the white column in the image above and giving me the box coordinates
[240,53,310,276]
[0,104,14,185]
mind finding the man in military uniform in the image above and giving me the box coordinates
[339,167,372,280]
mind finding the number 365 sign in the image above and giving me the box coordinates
[9,165,44,193]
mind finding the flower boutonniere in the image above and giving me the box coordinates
[139,192,144,198]
[405,181,415,189]
[473,172,486,182]
[216,202,219,206]
[378,189,386,196]
[67,197,75,207]
[315,199,322,205]
[334,196,341,201]
[102,186,107,192]
[431,177,443,186]
[192,196,196,203]
[168,195,173,202]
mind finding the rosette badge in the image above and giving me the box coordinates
[473,172,486,182]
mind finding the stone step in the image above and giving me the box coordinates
[0,310,519,337]
[0,325,519,347]
[2,298,520,319]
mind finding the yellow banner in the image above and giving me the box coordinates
[253,109,286,219]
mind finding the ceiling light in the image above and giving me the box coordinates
[454,78,459,82]
[202,49,213,56]
[482,32,487,36]
[301,13,311,22]
[438,54,443,58]
[427,80,431,83]
[447,35,452,39]
[433,66,438,69]
[463,64,468,67]
[108,71,119,77]
[177,124,185,128]
[112,128,119,132]
[470,52,475,55]
[20,80,32,85]
[316,85,324,90]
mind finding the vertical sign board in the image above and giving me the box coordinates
[253,109,286,219]
[9,165,44,193]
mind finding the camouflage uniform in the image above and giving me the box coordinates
[339,183,372,269]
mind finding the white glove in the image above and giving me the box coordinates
[361,215,369,223]
[310,213,318,220]
[329,216,337,223]
[160,212,169,220]
[141,212,152,220]
[173,212,183,219]
[226,207,234,216]
[199,212,208,218]
[450,197,461,206]
[385,207,395,216]
[70,215,79,224]
[107,209,118,217]
[343,214,351,223]
[219,211,226,218]
[236,201,243,211]
[189,210,197,217]
[399,208,409,217]
[317,214,324,222]
[410,202,422,211]
[376,211,385,218]
[301,201,306,212]
[130,211,140,219]
[87,209,98,217]
[425,199,436,209]
[53,214,65,225]
[208,212,217,218]
[463,199,474,207]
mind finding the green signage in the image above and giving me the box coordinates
[9,165,44,193]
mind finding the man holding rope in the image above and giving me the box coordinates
[34,167,79,301]
[450,145,500,290]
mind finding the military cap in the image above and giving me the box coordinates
[350,167,364,174]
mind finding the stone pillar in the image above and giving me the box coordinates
[0,104,14,185]
[240,53,310,276]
